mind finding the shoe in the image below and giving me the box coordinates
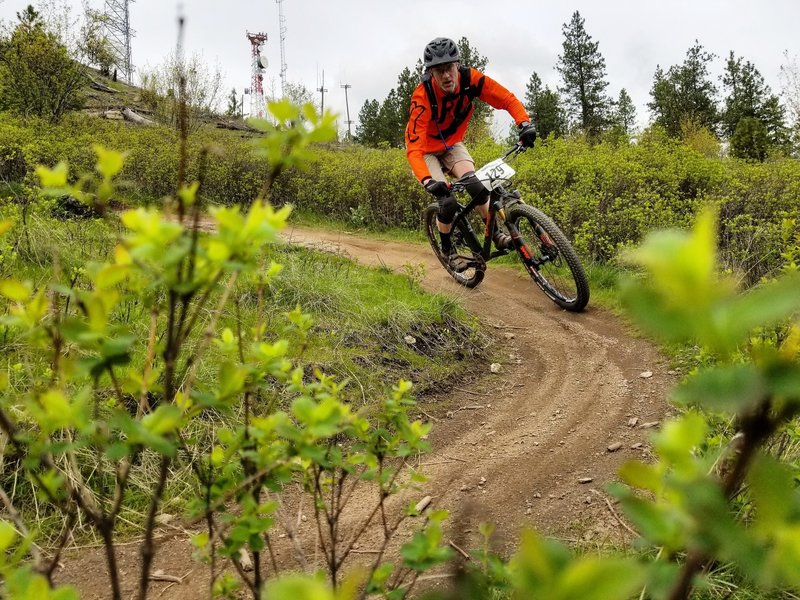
[446,248,470,273]
[493,231,513,250]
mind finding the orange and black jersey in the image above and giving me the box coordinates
[405,66,530,182]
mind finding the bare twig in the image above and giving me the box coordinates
[138,309,159,417]
[590,489,638,537]
[441,454,468,464]
[449,540,470,560]
[418,409,440,422]
[453,387,489,398]
[137,455,170,600]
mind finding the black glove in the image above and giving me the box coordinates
[424,179,451,198]
[518,121,537,148]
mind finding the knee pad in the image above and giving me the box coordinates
[437,194,458,225]
[460,172,489,203]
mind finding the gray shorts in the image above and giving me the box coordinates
[423,142,474,181]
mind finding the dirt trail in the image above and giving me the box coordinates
[57,226,674,598]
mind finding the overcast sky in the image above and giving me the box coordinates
[2,0,799,135]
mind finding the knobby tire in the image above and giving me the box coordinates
[508,204,589,312]
[423,203,485,289]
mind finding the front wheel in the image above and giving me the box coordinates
[508,204,589,312]
[423,203,485,289]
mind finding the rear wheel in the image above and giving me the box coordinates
[508,204,589,311]
[423,203,485,289]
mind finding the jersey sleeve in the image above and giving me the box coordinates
[405,85,433,182]
[472,68,530,125]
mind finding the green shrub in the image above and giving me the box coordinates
[2,112,800,283]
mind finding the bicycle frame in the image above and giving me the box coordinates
[448,145,527,262]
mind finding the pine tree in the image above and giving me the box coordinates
[648,42,718,138]
[730,117,769,160]
[556,10,611,138]
[356,99,381,146]
[395,65,421,131]
[225,88,238,117]
[722,52,788,151]
[377,88,404,147]
[456,36,492,140]
[722,53,768,136]
[611,88,637,133]
[524,72,566,139]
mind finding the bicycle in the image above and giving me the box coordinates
[423,144,590,312]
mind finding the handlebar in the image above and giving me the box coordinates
[449,143,527,193]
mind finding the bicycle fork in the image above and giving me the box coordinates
[501,210,557,270]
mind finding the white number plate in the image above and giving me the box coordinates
[474,159,516,190]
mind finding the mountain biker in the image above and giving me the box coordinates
[405,37,537,271]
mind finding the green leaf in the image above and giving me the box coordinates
[766,363,800,407]
[652,412,707,469]
[262,575,334,600]
[178,181,199,205]
[36,162,68,188]
[367,562,394,592]
[672,363,764,413]
[618,461,661,492]
[94,145,127,179]
[0,520,17,551]
[558,558,646,600]
[268,100,300,123]
[722,273,800,346]
[142,404,182,435]
[0,280,31,301]
[748,453,796,532]
[618,496,679,547]
[0,219,13,236]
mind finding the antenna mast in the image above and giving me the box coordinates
[104,0,135,83]
[317,70,328,115]
[341,83,353,139]
[276,0,288,96]
[246,31,268,119]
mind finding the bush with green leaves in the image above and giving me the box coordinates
[0,5,85,123]
[0,101,459,600]
[4,114,800,284]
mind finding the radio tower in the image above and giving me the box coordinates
[104,0,135,83]
[246,31,268,118]
[275,0,288,96]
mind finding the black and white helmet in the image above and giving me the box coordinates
[423,37,460,69]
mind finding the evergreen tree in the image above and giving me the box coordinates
[524,72,566,139]
[722,52,788,150]
[762,95,791,150]
[377,88,404,147]
[556,10,611,137]
[456,36,492,140]
[648,42,718,138]
[395,65,421,132]
[225,88,238,117]
[730,117,769,161]
[356,99,381,146]
[611,88,637,133]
